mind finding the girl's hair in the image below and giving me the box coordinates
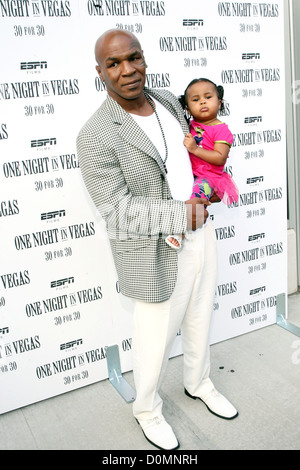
[178,78,225,120]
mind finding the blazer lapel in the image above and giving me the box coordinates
[106,95,167,174]
[146,87,189,135]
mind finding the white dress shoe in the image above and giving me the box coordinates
[185,388,238,420]
[136,416,179,450]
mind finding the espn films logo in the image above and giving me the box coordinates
[51,276,74,288]
[20,61,48,71]
[31,138,56,148]
[248,233,265,242]
[41,209,66,221]
[242,53,260,60]
[244,116,262,124]
[246,176,264,184]
[60,338,83,351]
[0,327,9,335]
[250,286,266,296]
[183,19,204,26]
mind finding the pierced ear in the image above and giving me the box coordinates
[96,65,104,82]
[141,52,148,68]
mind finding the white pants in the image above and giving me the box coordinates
[132,222,217,420]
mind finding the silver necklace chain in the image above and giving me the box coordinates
[145,93,168,173]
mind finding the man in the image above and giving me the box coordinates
[77,29,238,451]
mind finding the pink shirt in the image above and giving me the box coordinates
[189,120,233,178]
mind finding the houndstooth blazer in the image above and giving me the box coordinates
[77,88,190,302]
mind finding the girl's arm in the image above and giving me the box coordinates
[184,133,230,166]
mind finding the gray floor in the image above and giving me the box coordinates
[1,293,300,451]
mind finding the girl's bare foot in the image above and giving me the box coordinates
[165,235,182,250]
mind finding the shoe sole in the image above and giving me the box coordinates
[136,419,180,451]
[184,388,239,420]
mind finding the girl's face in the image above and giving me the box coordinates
[186,81,221,124]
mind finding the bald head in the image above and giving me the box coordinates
[95,29,142,66]
[93,28,147,109]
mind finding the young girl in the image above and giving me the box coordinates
[166,78,238,249]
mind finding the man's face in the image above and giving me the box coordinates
[96,32,147,107]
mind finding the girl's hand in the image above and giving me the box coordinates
[184,133,198,152]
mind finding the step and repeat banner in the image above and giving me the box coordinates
[0,0,287,414]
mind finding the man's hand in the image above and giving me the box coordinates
[185,198,210,231]
[210,190,221,203]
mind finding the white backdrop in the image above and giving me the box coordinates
[0,0,287,414]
